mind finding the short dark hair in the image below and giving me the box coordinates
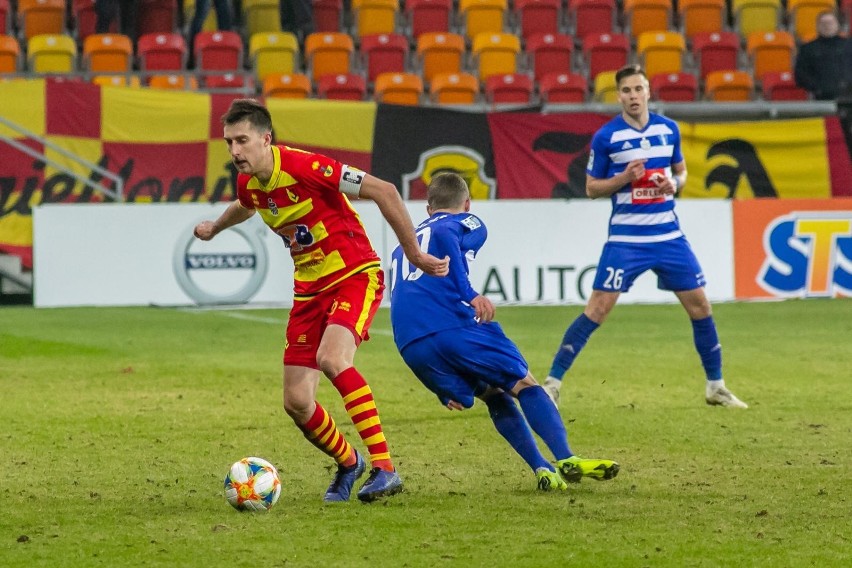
[221,99,273,133]
[427,173,469,210]
[615,64,648,87]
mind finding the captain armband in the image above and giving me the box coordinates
[339,165,365,196]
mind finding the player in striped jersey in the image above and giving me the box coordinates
[194,99,449,502]
[543,65,747,409]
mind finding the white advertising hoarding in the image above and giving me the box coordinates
[33,200,734,307]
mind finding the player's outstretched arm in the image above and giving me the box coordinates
[359,174,449,277]
[193,201,255,241]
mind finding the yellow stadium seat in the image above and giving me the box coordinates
[637,31,685,79]
[593,69,618,102]
[416,32,465,84]
[0,34,20,73]
[732,0,781,36]
[249,31,299,82]
[83,33,133,73]
[148,73,199,90]
[242,0,282,36]
[458,0,507,41]
[746,30,795,78]
[375,72,424,105]
[678,0,727,39]
[623,0,671,39]
[351,0,398,37]
[304,32,353,82]
[262,72,312,98]
[430,71,480,103]
[786,0,835,42]
[17,0,65,41]
[704,69,754,101]
[471,32,520,80]
[27,33,76,73]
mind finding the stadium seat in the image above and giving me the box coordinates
[472,32,520,81]
[732,0,781,36]
[406,0,452,40]
[514,0,561,40]
[746,30,795,79]
[73,0,106,45]
[242,0,282,36]
[138,0,177,36]
[92,74,141,87]
[148,73,198,89]
[583,32,629,80]
[374,71,424,105]
[538,71,587,103]
[313,0,343,33]
[83,33,133,74]
[263,72,313,98]
[430,71,480,103]
[526,33,574,81]
[593,69,618,102]
[691,31,741,80]
[678,0,726,39]
[304,32,353,82]
[137,32,187,74]
[360,33,408,84]
[0,33,19,73]
[0,0,8,36]
[249,32,299,82]
[317,72,367,100]
[459,0,507,41]
[28,33,76,73]
[650,71,698,101]
[194,30,243,74]
[568,0,617,41]
[204,72,249,89]
[637,31,685,79]
[416,32,465,84]
[485,73,534,104]
[17,0,65,41]
[704,69,754,101]
[623,0,671,39]
[786,0,835,42]
[352,0,399,37]
[760,71,809,100]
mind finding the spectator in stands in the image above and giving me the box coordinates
[96,0,139,43]
[281,0,315,43]
[794,11,849,100]
[187,0,234,65]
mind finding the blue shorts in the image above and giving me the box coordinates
[592,237,706,293]
[399,322,529,409]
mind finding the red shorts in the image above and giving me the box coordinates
[283,267,385,369]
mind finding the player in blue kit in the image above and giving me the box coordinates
[542,65,748,409]
[390,172,619,490]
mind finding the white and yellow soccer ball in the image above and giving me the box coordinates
[224,457,282,512]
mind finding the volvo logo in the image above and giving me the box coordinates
[173,218,269,305]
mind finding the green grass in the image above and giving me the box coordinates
[1,300,850,567]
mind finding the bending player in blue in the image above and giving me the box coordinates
[390,172,619,490]
[542,65,748,409]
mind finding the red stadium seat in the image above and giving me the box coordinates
[650,71,698,101]
[205,72,248,90]
[360,33,409,83]
[583,32,629,80]
[317,72,367,100]
[139,0,177,35]
[73,0,108,45]
[760,71,808,100]
[514,0,561,40]
[526,33,574,81]
[406,0,452,40]
[137,32,187,73]
[539,72,588,103]
[313,0,343,33]
[194,30,243,72]
[568,0,617,41]
[485,72,534,104]
[0,0,8,36]
[691,31,740,80]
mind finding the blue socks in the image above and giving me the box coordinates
[484,392,550,472]
[517,386,572,461]
[548,313,599,380]
[692,315,722,381]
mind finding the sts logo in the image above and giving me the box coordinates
[758,212,852,297]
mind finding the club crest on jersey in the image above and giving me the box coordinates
[277,223,314,250]
[640,138,650,150]
[267,197,279,215]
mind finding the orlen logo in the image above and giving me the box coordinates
[758,212,852,298]
[173,218,269,304]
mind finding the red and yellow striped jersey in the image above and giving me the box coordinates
[236,145,380,298]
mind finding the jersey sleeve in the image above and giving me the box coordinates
[431,221,481,304]
[669,120,684,164]
[587,131,610,179]
[279,146,364,195]
[235,174,254,209]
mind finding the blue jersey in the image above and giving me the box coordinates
[390,212,486,351]
[587,112,684,244]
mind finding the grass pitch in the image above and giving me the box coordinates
[1,300,850,567]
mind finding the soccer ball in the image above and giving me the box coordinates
[224,457,282,512]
